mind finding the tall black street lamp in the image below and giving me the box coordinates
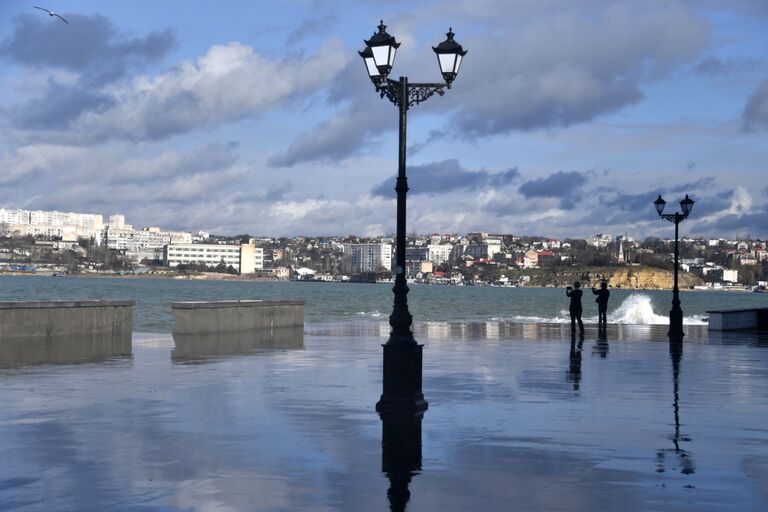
[360,21,467,414]
[653,194,695,339]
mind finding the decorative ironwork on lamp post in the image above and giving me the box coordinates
[653,194,695,339]
[360,21,467,414]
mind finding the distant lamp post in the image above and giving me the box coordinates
[360,21,467,414]
[654,194,695,339]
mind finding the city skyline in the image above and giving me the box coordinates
[1,1,767,239]
[3,204,767,242]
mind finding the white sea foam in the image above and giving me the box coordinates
[607,293,669,324]
[356,311,385,318]
[499,293,706,325]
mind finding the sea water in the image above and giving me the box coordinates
[0,275,766,332]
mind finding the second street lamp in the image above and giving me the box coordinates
[654,194,695,339]
[360,21,467,414]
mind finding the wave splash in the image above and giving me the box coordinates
[505,293,706,325]
[608,294,670,324]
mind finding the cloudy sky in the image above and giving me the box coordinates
[0,1,767,239]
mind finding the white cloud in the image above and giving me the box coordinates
[9,40,349,144]
[271,0,709,166]
[1,3,766,239]
[0,144,87,186]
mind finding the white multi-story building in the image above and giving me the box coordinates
[0,208,28,225]
[589,233,613,248]
[544,239,561,250]
[427,244,453,265]
[164,240,263,274]
[464,243,501,260]
[105,217,192,261]
[192,231,210,243]
[29,210,103,232]
[344,243,392,273]
[108,214,127,228]
[0,208,104,242]
[10,224,77,239]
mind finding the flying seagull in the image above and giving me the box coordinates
[33,6,69,24]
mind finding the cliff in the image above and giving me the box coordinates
[513,266,704,289]
[604,267,703,289]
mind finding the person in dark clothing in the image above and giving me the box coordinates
[566,281,584,337]
[592,281,610,327]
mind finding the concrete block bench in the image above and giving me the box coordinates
[0,300,134,367]
[171,300,305,360]
[707,308,768,331]
[171,300,304,333]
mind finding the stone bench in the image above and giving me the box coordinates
[171,300,305,361]
[171,300,304,334]
[707,308,768,331]
[0,300,134,367]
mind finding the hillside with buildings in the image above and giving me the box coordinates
[1,207,766,290]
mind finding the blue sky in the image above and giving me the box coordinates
[0,0,767,239]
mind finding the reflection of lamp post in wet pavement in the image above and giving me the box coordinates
[653,194,694,340]
[380,411,423,511]
[359,21,467,414]
[656,340,695,475]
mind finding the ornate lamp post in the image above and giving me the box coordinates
[653,194,695,339]
[360,21,467,414]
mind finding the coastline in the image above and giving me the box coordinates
[0,269,759,292]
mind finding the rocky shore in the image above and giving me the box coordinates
[1,265,709,290]
[510,265,704,290]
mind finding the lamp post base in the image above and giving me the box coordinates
[376,342,428,415]
[668,308,685,339]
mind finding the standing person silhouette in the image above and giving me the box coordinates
[592,281,610,328]
[566,281,584,337]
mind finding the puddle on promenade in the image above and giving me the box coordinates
[0,322,767,511]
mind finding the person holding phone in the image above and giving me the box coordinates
[566,281,584,337]
[592,281,610,328]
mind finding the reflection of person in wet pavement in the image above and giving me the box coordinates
[656,339,695,476]
[592,281,610,328]
[567,336,583,390]
[593,328,609,358]
[566,281,584,337]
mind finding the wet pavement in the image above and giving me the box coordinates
[1,322,767,511]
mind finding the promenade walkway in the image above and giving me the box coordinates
[1,322,766,511]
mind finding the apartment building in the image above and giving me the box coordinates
[427,244,453,265]
[104,215,192,261]
[0,208,104,242]
[343,242,392,273]
[164,240,264,274]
